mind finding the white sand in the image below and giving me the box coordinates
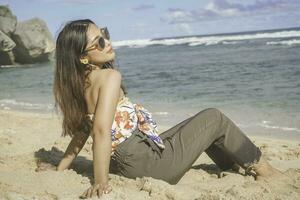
[0,110,299,200]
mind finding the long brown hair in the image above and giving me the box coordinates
[53,19,127,137]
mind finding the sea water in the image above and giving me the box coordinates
[1,27,300,138]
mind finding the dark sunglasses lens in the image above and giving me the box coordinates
[103,27,110,40]
[98,37,105,49]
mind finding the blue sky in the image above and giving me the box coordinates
[1,0,300,40]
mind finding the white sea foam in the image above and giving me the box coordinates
[258,120,300,133]
[153,111,169,115]
[112,30,300,48]
[0,99,53,110]
[0,64,19,68]
[266,39,300,46]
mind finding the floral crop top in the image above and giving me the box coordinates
[86,96,165,156]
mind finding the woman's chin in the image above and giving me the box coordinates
[104,53,115,62]
[109,51,115,59]
[93,57,115,66]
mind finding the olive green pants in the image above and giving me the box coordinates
[109,108,262,185]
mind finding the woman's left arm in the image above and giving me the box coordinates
[56,132,89,171]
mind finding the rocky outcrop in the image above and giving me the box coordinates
[0,30,16,65]
[0,5,17,37]
[0,5,55,66]
[11,18,55,64]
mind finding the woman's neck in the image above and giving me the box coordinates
[89,63,103,70]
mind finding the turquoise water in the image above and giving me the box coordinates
[1,28,300,138]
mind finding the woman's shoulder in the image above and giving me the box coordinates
[84,68,123,115]
[89,68,122,87]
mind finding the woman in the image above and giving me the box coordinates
[38,19,286,199]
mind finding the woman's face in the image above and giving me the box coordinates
[83,23,115,66]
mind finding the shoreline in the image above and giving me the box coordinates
[1,108,299,141]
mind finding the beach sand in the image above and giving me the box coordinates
[0,109,299,200]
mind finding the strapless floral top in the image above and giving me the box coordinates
[86,96,165,156]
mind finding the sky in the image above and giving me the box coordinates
[1,0,300,41]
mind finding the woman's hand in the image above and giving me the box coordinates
[35,161,57,172]
[79,183,112,199]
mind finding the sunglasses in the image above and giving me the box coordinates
[83,27,110,53]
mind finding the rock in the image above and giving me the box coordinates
[0,5,17,36]
[0,30,16,65]
[0,5,55,65]
[0,30,15,51]
[11,17,55,64]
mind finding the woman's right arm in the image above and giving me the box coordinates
[90,69,121,187]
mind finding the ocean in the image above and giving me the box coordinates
[1,27,300,139]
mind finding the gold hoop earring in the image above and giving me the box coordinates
[80,58,89,64]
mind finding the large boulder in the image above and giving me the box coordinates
[0,5,55,65]
[0,5,17,37]
[0,30,16,65]
[11,17,55,64]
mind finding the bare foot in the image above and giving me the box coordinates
[252,156,293,183]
